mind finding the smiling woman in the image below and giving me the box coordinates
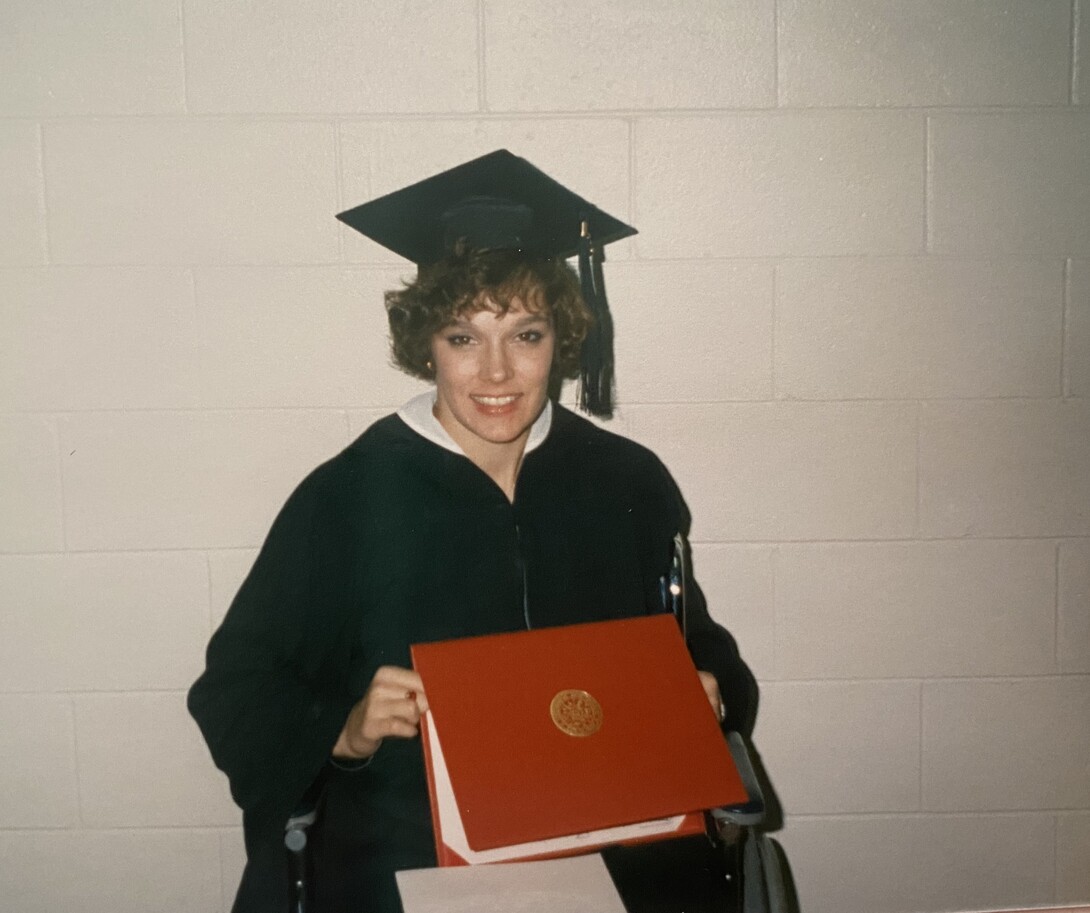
[187,150,755,913]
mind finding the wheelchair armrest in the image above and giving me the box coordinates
[711,731,766,829]
[285,807,318,852]
[284,774,326,853]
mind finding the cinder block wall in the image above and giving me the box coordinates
[2,2,1087,911]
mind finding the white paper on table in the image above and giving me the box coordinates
[425,712,688,864]
[395,853,627,913]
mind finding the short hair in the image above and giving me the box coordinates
[385,246,592,381]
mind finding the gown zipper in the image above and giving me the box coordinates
[515,522,531,630]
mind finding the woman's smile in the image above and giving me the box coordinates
[471,393,521,412]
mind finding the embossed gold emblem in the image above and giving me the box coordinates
[550,689,603,737]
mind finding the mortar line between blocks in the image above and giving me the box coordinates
[70,693,85,828]
[770,261,778,398]
[923,115,933,254]
[913,401,922,539]
[477,0,488,112]
[187,268,202,409]
[780,809,1077,822]
[1062,259,1072,397]
[177,0,189,114]
[205,552,215,637]
[917,680,925,811]
[770,546,779,680]
[627,120,637,239]
[218,830,230,913]
[1072,0,1082,106]
[1054,541,1062,670]
[772,0,781,106]
[1054,808,1060,901]
[36,122,51,265]
[47,422,71,561]
[13,104,1084,123]
[334,123,345,263]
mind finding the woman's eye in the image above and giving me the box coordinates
[445,334,473,347]
[517,330,544,343]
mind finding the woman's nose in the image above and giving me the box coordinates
[481,343,512,381]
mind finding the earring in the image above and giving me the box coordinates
[425,359,434,372]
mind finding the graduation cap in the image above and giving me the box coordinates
[336,149,636,418]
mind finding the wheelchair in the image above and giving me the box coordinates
[283,730,793,913]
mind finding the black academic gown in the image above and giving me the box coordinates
[188,404,754,913]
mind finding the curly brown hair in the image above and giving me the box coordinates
[385,246,592,381]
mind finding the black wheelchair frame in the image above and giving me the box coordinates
[283,730,790,913]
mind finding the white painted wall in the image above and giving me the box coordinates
[1,2,1087,911]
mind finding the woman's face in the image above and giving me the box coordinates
[430,298,555,462]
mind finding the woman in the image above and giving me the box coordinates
[188,150,755,913]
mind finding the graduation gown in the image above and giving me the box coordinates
[188,403,754,913]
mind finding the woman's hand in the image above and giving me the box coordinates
[697,670,726,725]
[332,665,429,760]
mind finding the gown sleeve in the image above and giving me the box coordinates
[187,461,361,833]
[679,561,758,737]
[644,455,758,737]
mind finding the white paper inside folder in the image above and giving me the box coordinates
[426,712,688,864]
[395,854,627,913]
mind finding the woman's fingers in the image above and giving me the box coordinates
[360,694,421,738]
[369,666,429,713]
[367,711,420,742]
[333,666,428,759]
[696,670,726,724]
[369,665,424,694]
[411,687,429,715]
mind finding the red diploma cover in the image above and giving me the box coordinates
[411,614,749,866]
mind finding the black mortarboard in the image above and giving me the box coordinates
[336,149,636,418]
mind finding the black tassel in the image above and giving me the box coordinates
[577,220,615,418]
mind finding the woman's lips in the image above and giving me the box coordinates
[470,393,520,414]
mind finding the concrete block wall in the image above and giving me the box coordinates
[1,2,1086,911]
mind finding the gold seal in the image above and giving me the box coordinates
[550,689,603,737]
